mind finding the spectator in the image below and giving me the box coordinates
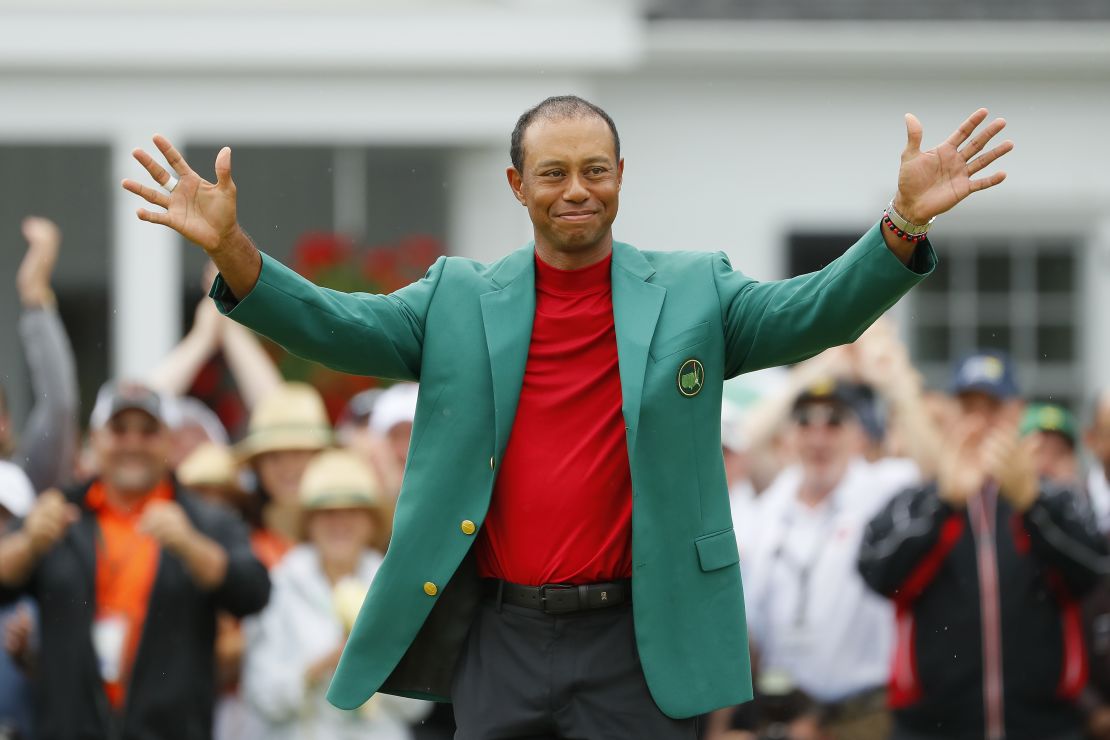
[236,382,332,554]
[242,448,429,740]
[742,377,927,740]
[1085,390,1110,534]
[859,351,1108,740]
[0,461,36,740]
[1020,402,1081,487]
[0,216,80,493]
[0,380,270,740]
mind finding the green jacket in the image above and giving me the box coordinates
[212,222,934,719]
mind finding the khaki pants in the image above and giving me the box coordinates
[825,709,891,740]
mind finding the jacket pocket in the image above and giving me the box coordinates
[694,528,740,572]
[650,321,709,362]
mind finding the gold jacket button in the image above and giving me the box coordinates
[489,456,496,470]
[460,520,476,535]
[423,582,438,597]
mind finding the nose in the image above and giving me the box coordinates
[562,172,589,203]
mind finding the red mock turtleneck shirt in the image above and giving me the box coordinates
[474,250,634,586]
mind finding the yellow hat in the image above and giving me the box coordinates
[177,442,240,489]
[299,449,383,511]
[237,382,333,462]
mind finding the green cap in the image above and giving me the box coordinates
[1020,403,1078,447]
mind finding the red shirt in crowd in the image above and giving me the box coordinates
[475,251,634,586]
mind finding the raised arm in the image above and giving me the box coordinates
[14,218,81,492]
[716,109,1012,377]
[122,136,434,381]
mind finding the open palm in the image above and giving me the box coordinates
[895,109,1013,223]
[122,135,238,252]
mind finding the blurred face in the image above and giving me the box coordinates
[956,391,1022,433]
[1086,397,1110,471]
[791,402,860,490]
[387,422,413,466]
[507,116,623,264]
[306,508,376,568]
[1029,431,1079,484]
[92,409,172,496]
[253,449,317,505]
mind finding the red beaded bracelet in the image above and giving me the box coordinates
[882,211,929,243]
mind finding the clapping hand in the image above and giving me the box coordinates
[894,108,1013,224]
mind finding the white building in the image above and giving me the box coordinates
[1,0,1108,423]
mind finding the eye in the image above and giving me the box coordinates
[589,166,606,175]
[543,169,564,178]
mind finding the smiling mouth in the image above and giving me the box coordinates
[556,212,596,222]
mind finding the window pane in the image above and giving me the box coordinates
[915,324,950,363]
[1036,253,1075,294]
[976,253,1010,293]
[1037,325,1075,362]
[976,325,1012,353]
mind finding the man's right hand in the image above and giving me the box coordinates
[122,136,238,253]
[122,136,262,299]
[24,489,79,557]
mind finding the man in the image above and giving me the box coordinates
[858,352,1108,740]
[1086,390,1110,534]
[1020,402,1081,487]
[1,216,80,492]
[743,379,928,740]
[122,96,1010,738]
[0,461,35,740]
[0,381,270,740]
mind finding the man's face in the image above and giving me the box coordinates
[956,391,1019,431]
[791,401,860,489]
[1029,431,1079,484]
[92,409,171,495]
[507,116,623,260]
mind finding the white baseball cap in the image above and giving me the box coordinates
[0,461,35,518]
[369,383,419,436]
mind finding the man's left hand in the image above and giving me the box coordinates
[982,424,1039,512]
[894,108,1013,224]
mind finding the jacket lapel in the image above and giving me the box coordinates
[611,242,665,453]
[480,245,537,458]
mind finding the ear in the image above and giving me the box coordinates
[506,167,526,206]
[617,158,625,190]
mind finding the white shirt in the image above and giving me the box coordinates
[1088,466,1110,534]
[743,457,921,703]
[241,545,430,740]
[0,461,35,518]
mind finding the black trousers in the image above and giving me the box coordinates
[451,598,697,740]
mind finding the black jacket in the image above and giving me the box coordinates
[858,482,1109,740]
[0,478,271,740]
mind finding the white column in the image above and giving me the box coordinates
[1084,218,1110,399]
[111,131,183,379]
[447,144,533,264]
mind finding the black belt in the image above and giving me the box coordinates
[483,578,632,615]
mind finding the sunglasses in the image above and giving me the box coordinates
[106,418,162,438]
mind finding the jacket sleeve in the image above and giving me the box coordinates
[858,484,960,602]
[713,222,935,378]
[1023,482,1110,596]
[203,507,271,618]
[14,308,80,492]
[210,253,450,381]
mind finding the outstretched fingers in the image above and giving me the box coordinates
[967,140,1014,176]
[945,108,989,148]
[969,170,1007,193]
[136,208,172,226]
[132,148,174,188]
[959,118,1007,161]
[153,134,195,177]
[121,178,170,209]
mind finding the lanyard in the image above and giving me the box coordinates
[767,498,840,628]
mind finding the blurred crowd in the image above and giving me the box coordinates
[1,217,1109,740]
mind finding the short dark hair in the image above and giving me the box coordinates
[510,95,621,173]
